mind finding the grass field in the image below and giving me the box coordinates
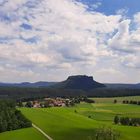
[20,107,99,140]
[20,97,140,140]
[91,96,140,103]
[0,96,140,140]
[0,128,47,140]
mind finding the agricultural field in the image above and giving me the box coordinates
[0,96,140,140]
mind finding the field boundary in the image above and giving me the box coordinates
[32,123,53,140]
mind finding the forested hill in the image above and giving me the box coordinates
[105,83,140,89]
[0,87,140,100]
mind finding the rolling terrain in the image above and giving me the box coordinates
[0,128,47,140]
[0,96,139,140]
[18,96,140,140]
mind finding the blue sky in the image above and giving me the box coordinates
[0,0,140,83]
[78,0,140,16]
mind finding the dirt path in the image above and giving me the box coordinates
[32,123,53,140]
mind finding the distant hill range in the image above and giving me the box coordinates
[0,75,140,90]
[0,81,56,87]
[0,75,140,99]
[105,83,140,89]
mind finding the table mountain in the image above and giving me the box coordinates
[52,75,105,90]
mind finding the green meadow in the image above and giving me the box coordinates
[0,96,140,140]
[0,127,46,140]
[91,96,140,103]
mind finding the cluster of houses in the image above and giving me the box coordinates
[32,98,70,108]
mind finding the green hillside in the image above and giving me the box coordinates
[0,128,47,140]
[0,96,139,140]
[20,101,140,140]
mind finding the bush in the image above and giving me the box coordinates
[114,116,119,124]
[95,126,120,140]
[114,116,140,127]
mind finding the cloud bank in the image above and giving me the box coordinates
[0,0,140,83]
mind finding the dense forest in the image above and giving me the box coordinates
[0,100,32,133]
[0,87,140,100]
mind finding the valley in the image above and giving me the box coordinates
[1,96,139,140]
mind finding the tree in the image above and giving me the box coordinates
[114,116,119,124]
[17,101,23,107]
[95,126,120,140]
[88,115,91,119]
[126,100,129,104]
[44,101,50,108]
[0,100,32,133]
[65,100,70,107]
[117,116,140,127]
[25,101,32,108]
[70,100,75,106]
[114,99,117,104]
[122,100,126,104]
[120,117,130,125]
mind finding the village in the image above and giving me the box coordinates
[23,97,79,108]
[32,98,70,108]
[17,96,95,108]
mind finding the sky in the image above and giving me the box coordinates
[0,0,140,83]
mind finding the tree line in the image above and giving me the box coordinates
[0,87,140,100]
[114,116,140,126]
[122,100,140,105]
[0,100,32,133]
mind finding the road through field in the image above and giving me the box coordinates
[32,124,53,140]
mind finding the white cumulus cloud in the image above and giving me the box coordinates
[0,0,140,83]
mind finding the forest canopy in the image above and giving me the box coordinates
[0,100,32,133]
